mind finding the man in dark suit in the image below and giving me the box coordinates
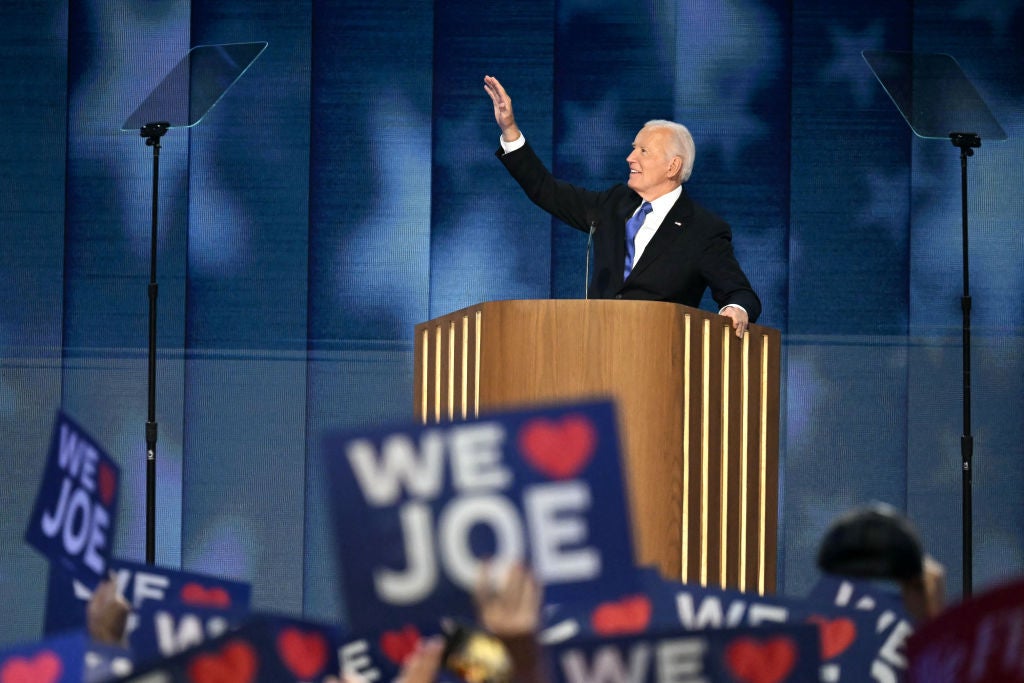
[483,75,761,338]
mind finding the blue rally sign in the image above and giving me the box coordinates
[542,568,883,682]
[112,615,341,683]
[44,557,253,636]
[806,575,914,681]
[323,400,637,633]
[25,412,120,588]
[546,623,821,683]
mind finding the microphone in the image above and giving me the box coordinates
[584,218,597,299]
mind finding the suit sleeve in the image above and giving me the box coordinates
[697,218,762,323]
[496,141,608,233]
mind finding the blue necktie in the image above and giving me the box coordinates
[624,201,653,279]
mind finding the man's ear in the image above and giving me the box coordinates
[668,155,683,178]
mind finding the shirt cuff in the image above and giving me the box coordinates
[719,304,747,316]
[499,132,526,154]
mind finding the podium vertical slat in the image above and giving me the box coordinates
[681,311,695,582]
[739,332,759,593]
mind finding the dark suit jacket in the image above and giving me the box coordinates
[498,141,761,322]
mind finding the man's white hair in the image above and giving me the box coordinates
[643,119,696,182]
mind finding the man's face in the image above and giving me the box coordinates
[626,126,679,200]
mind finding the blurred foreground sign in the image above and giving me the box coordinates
[907,577,1024,682]
[323,400,636,632]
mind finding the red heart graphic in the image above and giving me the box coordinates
[724,637,797,683]
[277,627,329,679]
[0,651,63,683]
[806,615,857,660]
[379,624,421,665]
[97,461,117,507]
[517,415,597,479]
[180,583,232,608]
[187,639,258,683]
[591,595,652,636]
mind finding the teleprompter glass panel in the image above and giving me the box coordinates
[122,42,268,130]
[863,50,1006,141]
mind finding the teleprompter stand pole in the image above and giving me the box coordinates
[141,121,169,566]
[123,42,266,567]
[950,131,980,598]
[862,49,1006,600]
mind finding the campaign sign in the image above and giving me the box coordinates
[25,412,120,588]
[807,575,913,682]
[323,400,637,633]
[0,630,86,683]
[114,614,341,683]
[44,557,252,636]
[130,601,249,664]
[542,569,881,682]
[906,576,1024,683]
[547,623,821,683]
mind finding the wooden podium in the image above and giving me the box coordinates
[414,299,780,593]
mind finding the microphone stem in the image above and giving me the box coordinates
[584,223,596,299]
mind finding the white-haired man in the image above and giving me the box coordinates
[484,75,760,336]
